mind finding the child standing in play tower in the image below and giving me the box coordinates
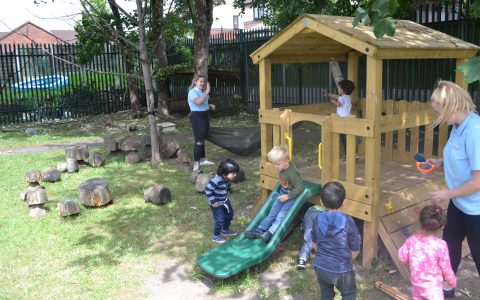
[244,146,304,243]
[324,79,355,117]
[398,204,456,300]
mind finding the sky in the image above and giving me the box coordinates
[0,0,136,32]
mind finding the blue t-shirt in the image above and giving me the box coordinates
[444,111,480,215]
[188,87,209,112]
[311,211,361,273]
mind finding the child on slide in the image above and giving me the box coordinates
[244,146,304,243]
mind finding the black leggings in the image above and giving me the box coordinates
[443,200,480,276]
[190,111,210,162]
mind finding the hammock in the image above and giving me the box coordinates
[206,126,260,156]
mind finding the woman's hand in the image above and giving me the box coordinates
[427,157,443,166]
[429,189,451,203]
[209,104,216,111]
[205,82,211,95]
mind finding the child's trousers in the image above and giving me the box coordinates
[299,208,322,260]
[210,201,234,236]
[411,282,443,300]
[259,198,295,233]
[314,267,356,300]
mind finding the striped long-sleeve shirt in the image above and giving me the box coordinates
[205,174,231,206]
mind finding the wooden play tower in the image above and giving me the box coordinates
[250,14,479,279]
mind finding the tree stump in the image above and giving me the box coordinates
[231,168,245,183]
[144,185,171,205]
[176,149,193,165]
[25,186,48,206]
[195,174,211,193]
[42,168,61,182]
[66,158,79,173]
[57,162,68,173]
[87,152,105,167]
[103,136,119,153]
[65,144,89,161]
[24,170,42,184]
[20,189,27,201]
[162,138,180,159]
[57,199,80,217]
[125,151,141,164]
[119,137,144,164]
[29,205,46,218]
[189,169,203,184]
[126,124,137,132]
[79,178,112,207]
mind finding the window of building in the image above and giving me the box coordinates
[233,15,239,29]
[253,6,265,20]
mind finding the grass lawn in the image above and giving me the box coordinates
[0,112,408,299]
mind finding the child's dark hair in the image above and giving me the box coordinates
[419,204,446,232]
[320,181,346,209]
[339,80,355,95]
[217,159,240,177]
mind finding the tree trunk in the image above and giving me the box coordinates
[137,0,161,167]
[108,0,141,112]
[79,178,111,207]
[193,0,214,78]
[151,0,172,118]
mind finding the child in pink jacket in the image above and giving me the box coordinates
[398,204,456,300]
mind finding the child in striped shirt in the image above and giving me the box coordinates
[205,159,240,244]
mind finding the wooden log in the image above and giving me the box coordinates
[42,168,61,182]
[24,170,42,184]
[103,136,119,152]
[79,178,112,207]
[20,189,28,201]
[126,124,137,132]
[87,152,105,167]
[25,186,48,206]
[125,150,141,164]
[57,162,68,173]
[176,149,193,164]
[180,162,191,172]
[375,281,410,300]
[162,138,180,158]
[195,174,211,193]
[65,144,89,161]
[29,204,46,217]
[189,169,203,184]
[118,136,144,151]
[57,199,80,216]
[231,168,245,183]
[66,158,79,173]
[144,185,171,205]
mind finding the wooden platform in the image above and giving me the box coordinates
[299,159,469,280]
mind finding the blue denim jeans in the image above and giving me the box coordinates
[259,197,295,233]
[314,267,356,300]
[299,209,320,260]
[210,201,234,236]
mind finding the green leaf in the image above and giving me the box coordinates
[372,0,399,16]
[457,57,480,84]
[373,16,396,38]
[353,7,367,27]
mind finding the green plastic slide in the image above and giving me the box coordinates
[196,181,322,279]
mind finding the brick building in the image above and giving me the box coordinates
[0,22,75,46]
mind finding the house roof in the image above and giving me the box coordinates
[0,22,69,45]
[51,30,77,44]
[250,14,480,64]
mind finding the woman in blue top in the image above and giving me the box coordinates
[188,74,216,171]
[428,80,480,297]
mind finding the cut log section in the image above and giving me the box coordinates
[57,162,68,173]
[176,149,193,165]
[162,138,180,159]
[24,170,42,184]
[79,178,112,207]
[65,144,89,161]
[119,137,144,164]
[195,174,211,193]
[29,204,46,217]
[25,186,48,206]
[189,169,203,184]
[42,168,61,182]
[57,199,81,216]
[87,152,105,167]
[66,158,79,173]
[375,281,410,300]
[125,151,141,164]
[144,185,171,205]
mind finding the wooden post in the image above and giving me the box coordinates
[362,56,383,269]
[455,58,468,90]
[346,52,359,182]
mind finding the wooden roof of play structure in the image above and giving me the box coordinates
[250,14,480,64]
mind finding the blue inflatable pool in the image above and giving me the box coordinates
[14,75,68,91]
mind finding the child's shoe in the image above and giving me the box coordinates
[297,258,307,269]
[200,158,215,166]
[192,161,200,172]
[260,230,273,243]
[244,227,264,239]
[443,288,455,298]
[221,229,238,236]
[212,235,226,244]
